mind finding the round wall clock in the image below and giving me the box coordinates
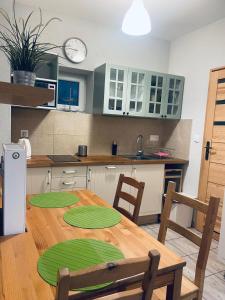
[63,38,87,64]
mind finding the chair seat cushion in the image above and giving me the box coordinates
[152,275,199,300]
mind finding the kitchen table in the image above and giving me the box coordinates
[0,190,186,300]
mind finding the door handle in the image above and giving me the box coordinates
[204,141,212,161]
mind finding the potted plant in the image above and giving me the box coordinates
[0,0,61,86]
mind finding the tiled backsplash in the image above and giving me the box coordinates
[11,107,192,159]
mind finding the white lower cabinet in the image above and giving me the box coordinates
[87,165,132,206]
[27,164,164,217]
[131,165,164,216]
[27,167,51,194]
[27,166,87,194]
[87,164,164,216]
[50,166,87,192]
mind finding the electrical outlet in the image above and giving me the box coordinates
[20,129,29,138]
[149,135,159,142]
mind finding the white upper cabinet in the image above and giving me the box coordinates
[105,65,128,115]
[126,69,147,117]
[163,75,184,119]
[93,63,185,119]
[145,72,166,118]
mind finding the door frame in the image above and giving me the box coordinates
[196,67,225,232]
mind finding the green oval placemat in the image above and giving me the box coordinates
[64,205,121,229]
[30,192,80,208]
[38,239,124,291]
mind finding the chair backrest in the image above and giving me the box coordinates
[113,174,145,224]
[56,249,160,300]
[158,181,220,299]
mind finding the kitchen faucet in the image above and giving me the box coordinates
[136,134,144,156]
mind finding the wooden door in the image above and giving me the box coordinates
[197,67,225,234]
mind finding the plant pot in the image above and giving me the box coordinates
[13,71,36,87]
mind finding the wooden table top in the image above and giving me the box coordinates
[0,190,186,300]
[27,155,188,168]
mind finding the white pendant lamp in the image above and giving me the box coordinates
[122,0,151,36]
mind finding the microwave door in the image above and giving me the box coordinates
[47,84,56,107]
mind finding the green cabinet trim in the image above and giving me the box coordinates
[93,63,185,120]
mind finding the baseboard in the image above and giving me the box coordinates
[137,214,159,226]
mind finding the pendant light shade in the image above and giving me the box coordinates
[122,0,151,36]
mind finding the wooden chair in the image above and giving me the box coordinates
[56,249,160,300]
[154,181,220,300]
[113,174,145,224]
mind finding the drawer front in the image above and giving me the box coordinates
[51,166,87,178]
[51,176,87,190]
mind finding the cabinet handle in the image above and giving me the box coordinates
[123,112,125,115]
[105,166,117,169]
[88,168,92,182]
[164,115,167,118]
[127,112,129,115]
[47,170,51,185]
[63,170,77,174]
[161,115,164,118]
[132,167,137,178]
[63,181,75,185]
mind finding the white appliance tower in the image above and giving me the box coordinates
[1,144,26,235]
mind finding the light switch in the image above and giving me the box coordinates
[193,134,200,143]
[150,135,159,142]
[21,130,29,138]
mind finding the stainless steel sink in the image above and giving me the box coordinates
[123,155,167,160]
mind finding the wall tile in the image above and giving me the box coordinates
[161,119,192,159]
[29,133,54,155]
[11,107,54,142]
[53,134,85,155]
[11,107,192,158]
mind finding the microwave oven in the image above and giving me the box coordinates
[11,75,57,109]
[35,78,57,108]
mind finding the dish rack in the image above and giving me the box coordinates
[145,147,174,159]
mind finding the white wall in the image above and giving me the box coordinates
[0,0,11,155]
[0,0,171,156]
[13,1,170,73]
[169,17,225,196]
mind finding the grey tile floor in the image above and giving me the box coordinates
[141,224,225,300]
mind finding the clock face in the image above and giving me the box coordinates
[64,38,87,63]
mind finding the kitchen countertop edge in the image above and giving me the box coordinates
[27,155,188,168]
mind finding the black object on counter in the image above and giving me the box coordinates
[77,145,88,157]
[48,155,80,162]
[112,141,118,156]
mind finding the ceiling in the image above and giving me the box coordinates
[16,0,225,40]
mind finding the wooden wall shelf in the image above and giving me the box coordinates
[0,81,54,107]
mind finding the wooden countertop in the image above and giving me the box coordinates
[0,190,186,299]
[27,155,188,168]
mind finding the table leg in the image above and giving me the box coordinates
[166,269,182,300]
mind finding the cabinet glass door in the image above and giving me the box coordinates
[164,75,184,119]
[126,70,147,116]
[145,73,165,117]
[104,65,127,115]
